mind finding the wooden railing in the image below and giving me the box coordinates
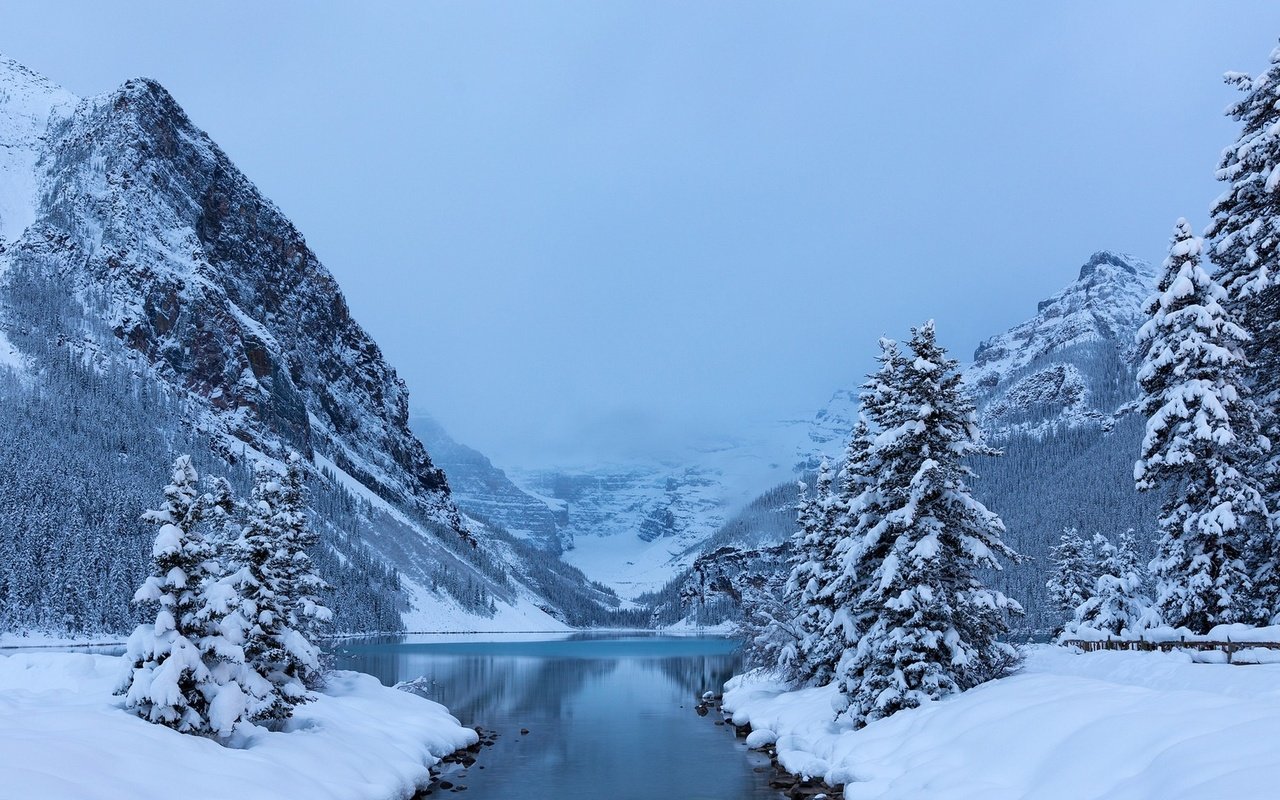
[1060,638,1280,664]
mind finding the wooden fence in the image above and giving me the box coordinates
[1060,638,1280,664]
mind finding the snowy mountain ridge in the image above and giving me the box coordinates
[802,250,1158,458]
[0,54,611,633]
[967,250,1157,437]
[0,57,76,244]
[412,251,1160,604]
[665,249,1164,632]
[412,410,800,598]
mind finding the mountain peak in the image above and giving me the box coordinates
[0,54,72,100]
[968,250,1157,437]
[1076,250,1146,281]
[0,55,77,243]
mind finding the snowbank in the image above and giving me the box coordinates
[722,645,1280,799]
[1067,622,1280,644]
[0,631,124,649]
[0,652,478,800]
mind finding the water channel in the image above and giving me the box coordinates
[332,633,778,800]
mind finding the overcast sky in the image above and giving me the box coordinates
[4,3,1279,467]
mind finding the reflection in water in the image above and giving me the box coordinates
[332,634,778,800]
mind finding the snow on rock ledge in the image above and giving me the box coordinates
[722,645,1280,799]
[0,652,478,800]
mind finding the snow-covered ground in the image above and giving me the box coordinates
[561,530,697,598]
[400,580,571,633]
[722,645,1280,799]
[0,631,125,649]
[0,651,478,800]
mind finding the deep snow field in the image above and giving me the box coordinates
[723,645,1280,800]
[0,651,477,800]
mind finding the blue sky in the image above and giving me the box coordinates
[4,2,1279,466]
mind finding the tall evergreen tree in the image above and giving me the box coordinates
[826,339,903,694]
[1046,528,1096,628]
[761,480,813,673]
[835,322,1021,727]
[221,453,331,719]
[784,457,841,685]
[1136,218,1270,632]
[275,452,332,688]
[1208,45,1280,427]
[121,456,219,732]
[818,419,877,679]
[1207,45,1280,624]
[227,460,312,720]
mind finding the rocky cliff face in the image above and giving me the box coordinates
[411,415,567,551]
[0,55,591,632]
[8,67,454,521]
[967,251,1157,436]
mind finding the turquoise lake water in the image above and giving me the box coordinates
[331,633,778,799]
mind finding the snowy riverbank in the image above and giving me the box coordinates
[722,645,1280,799]
[0,651,478,800]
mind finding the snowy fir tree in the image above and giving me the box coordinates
[1207,46,1280,623]
[815,420,878,681]
[121,456,218,732]
[275,452,333,688]
[1208,45,1280,441]
[121,456,276,737]
[834,322,1022,727]
[1045,528,1096,629]
[225,455,328,720]
[824,339,905,696]
[1064,531,1152,638]
[781,456,845,686]
[1136,218,1271,632]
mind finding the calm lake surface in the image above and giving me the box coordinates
[331,633,778,800]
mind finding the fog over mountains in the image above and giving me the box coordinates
[0,55,625,635]
[418,250,1163,630]
[0,52,1164,637]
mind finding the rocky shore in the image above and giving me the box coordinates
[415,726,500,797]
[695,693,844,800]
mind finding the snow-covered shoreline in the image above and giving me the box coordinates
[0,651,478,800]
[721,645,1280,799]
[0,631,126,649]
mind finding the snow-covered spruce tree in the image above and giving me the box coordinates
[1045,528,1096,630]
[783,457,843,686]
[230,453,330,721]
[121,456,219,733]
[1207,46,1280,623]
[834,321,1022,727]
[1136,218,1271,632]
[816,422,879,676]
[276,452,332,688]
[227,457,323,721]
[769,479,815,675]
[1065,531,1152,638]
[826,340,905,692]
[191,475,276,732]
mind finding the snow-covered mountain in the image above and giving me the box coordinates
[802,251,1157,459]
[967,250,1157,435]
[654,250,1165,632]
[508,461,733,598]
[408,411,798,599]
[0,54,623,635]
[411,415,567,552]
